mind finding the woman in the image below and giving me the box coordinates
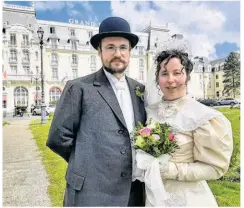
[145,49,233,206]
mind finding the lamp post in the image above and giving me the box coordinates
[37,27,46,124]
[199,57,205,99]
[31,72,40,106]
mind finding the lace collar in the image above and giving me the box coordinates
[157,95,189,121]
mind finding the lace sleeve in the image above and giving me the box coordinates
[160,114,233,181]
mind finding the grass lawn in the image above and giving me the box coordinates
[3,121,10,126]
[207,107,240,206]
[30,119,67,206]
[30,107,240,207]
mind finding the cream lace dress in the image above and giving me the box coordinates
[145,95,233,207]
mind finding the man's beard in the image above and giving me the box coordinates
[102,58,127,74]
[103,65,127,74]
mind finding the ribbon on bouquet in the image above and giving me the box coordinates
[135,149,171,206]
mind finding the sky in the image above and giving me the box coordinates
[5,1,240,59]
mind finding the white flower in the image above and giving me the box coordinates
[151,134,160,141]
[147,122,156,129]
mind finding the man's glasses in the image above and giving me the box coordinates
[103,45,130,55]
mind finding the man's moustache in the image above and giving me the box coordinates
[110,58,125,63]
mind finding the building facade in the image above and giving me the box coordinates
[2,3,238,114]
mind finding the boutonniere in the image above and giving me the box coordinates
[135,86,145,101]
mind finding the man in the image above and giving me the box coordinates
[47,17,146,206]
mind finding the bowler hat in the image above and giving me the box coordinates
[90,17,139,50]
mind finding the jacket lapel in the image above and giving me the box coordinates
[94,68,127,129]
[126,77,141,127]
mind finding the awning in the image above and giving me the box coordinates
[2,95,7,101]
[34,93,41,101]
[50,86,62,92]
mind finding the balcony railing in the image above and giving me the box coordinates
[46,44,97,52]
[9,58,18,64]
[6,74,32,81]
[21,41,30,48]
[71,62,78,67]
[22,59,30,64]
[51,77,59,81]
[50,61,59,66]
[8,43,17,48]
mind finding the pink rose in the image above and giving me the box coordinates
[139,127,151,137]
[169,133,175,141]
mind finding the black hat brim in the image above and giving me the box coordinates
[90,32,139,50]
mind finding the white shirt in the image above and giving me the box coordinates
[103,69,135,133]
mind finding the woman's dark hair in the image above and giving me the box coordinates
[155,49,193,84]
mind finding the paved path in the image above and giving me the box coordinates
[3,120,51,206]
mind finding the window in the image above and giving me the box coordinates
[139,59,144,68]
[216,91,220,97]
[50,27,56,34]
[72,54,78,65]
[10,34,16,45]
[51,53,58,64]
[10,49,17,61]
[71,41,77,50]
[10,65,17,74]
[14,86,28,106]
[35,51,38,59]
[36,66,39,75]
[198,66,202,72]
[88,31,93,38]
[208,81,211,88]
[216,75,219,79]
[72,68,78,79]
[138,46,144,55]
[216,82,219,88]
[49,87,61,103]
[3,100,7,108]
[70,29,75,36]
[23,50,30,62]
[139,71,144,80]
[51,39,57,49]
[52,68,58,79]
[22,34,29,45]
[90,55,96,69]
[23,65,30,75]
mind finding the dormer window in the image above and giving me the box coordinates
[50,27,56,34]
[70,29,75,36]
[88,31,93,38]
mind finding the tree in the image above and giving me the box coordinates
[222,52,240,98]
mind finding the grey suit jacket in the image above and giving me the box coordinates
[47,68,146,206]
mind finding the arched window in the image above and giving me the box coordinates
[14,86,28,106]
[51,53,58,64]
[49,87,61,103]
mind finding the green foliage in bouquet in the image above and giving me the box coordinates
[131,119,179,157]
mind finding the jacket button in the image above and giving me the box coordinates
[118,129,124,134]
[121,172,126,177]
[120,148,126,155]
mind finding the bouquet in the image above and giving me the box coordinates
[131,119,179,206]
